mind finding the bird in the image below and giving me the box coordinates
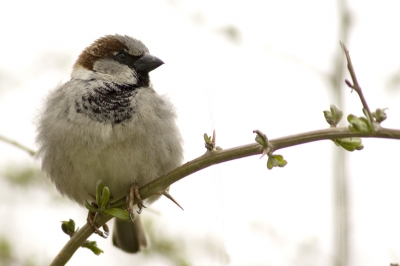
[35,34,183,253]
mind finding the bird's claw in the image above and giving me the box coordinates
[126,183,147,221]
[86,204,109,238]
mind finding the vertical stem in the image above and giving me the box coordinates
[331,0,351,265]
[333,151,349,266]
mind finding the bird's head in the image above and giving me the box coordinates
[72,34,163,87]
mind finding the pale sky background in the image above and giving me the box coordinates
[0,0,400,265]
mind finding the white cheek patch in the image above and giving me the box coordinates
[92,59,138,84]
[71,67,97,80]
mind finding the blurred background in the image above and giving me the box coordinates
[0,0,400,265]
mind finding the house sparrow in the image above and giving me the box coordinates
[36,34,183,253]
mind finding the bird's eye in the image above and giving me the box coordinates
[117,52,128,60]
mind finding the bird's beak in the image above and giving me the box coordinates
[133,53,164,73]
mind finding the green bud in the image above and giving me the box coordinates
[99,186,110,211]
[372,108,388,123]
[333,138,364,151]
[323,110,333,125]
[255,134,266,146]
[267,154,287,170]
[347,114,371,133]
[253,130,268,147]
[324,104,343,127]
[203,133,211,143]
[204,133,214,151]
[61,219,76,236]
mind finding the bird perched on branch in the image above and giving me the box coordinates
[36,34,183,253]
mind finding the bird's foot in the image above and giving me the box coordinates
[86,202,109,238]
[126,183,147,222]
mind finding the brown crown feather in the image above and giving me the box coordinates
[73,35,127,71]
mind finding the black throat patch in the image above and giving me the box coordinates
[75,82,139,124]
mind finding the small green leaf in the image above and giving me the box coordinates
[82,240,104,255]
[267,159,273,170]
[85,200,99,213]
[267,154,287,170]
[274,155,287,167]
[104,208,131,220]
[333,138,364,152]
[338,141,356,151]
[99,187,110,211]
[347,114,371,133]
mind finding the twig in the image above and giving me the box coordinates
[340,42,373,124]
[50,126,400,265]
[0,135,36,156]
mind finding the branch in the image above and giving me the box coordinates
[0,134,35,156]
[50,126,400,265]
[340,42,374,124]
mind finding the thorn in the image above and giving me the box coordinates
[212,130,216,148]
[163,191,184,211]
